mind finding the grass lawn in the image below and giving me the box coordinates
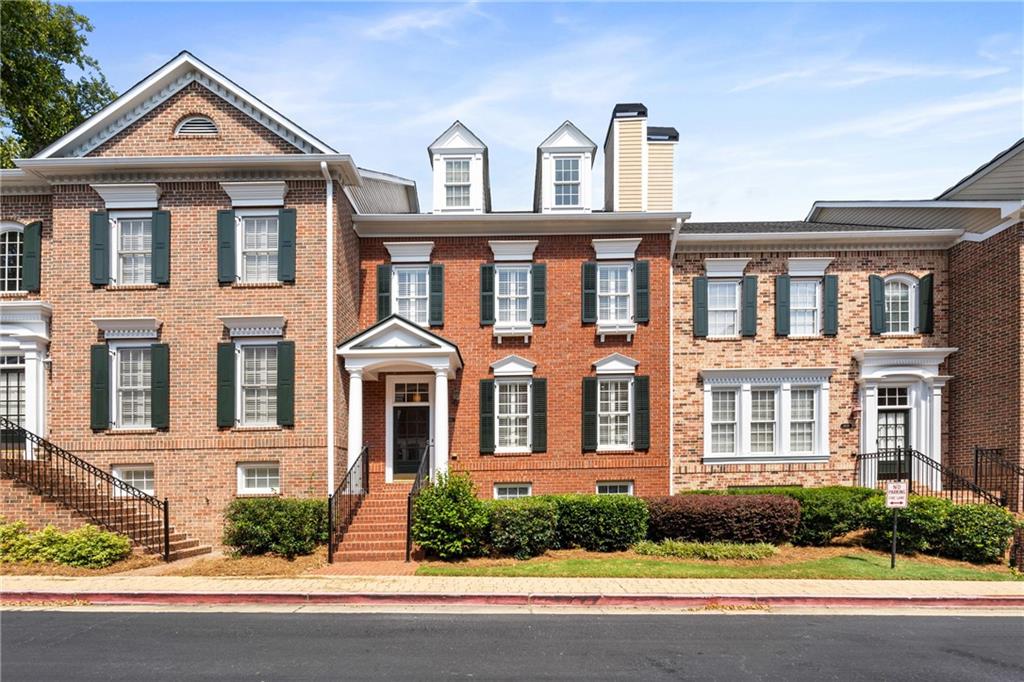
[417,546,1022,581]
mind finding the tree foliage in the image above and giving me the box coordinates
[1,0,116,166]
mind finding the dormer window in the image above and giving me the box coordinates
[445,159,471,208]
[535,121,596,213]
[175,115,218,136]
[554,157,581,206]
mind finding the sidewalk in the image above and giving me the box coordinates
[4,574,1023,609]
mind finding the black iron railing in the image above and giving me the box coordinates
[406,440,433,562]
[856,447,1001,506]
[327,445,369,564]
[968,447,1024,512]
[0,417,170,560]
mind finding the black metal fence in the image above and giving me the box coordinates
[327,445,369,564]
[966,447,1024,512]
[0,417,170,560]
[406,441,432,562]
[856,447,1001,506]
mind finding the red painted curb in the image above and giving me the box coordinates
[3,591,1023,609]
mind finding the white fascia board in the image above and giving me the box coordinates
[355,212,689,238]
[699,367,835,385]
[806,200,1022,222]
[677,228,964,251]
[359,168,416,186]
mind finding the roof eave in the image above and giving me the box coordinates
[354,211,689,238]
[675,228,964,251]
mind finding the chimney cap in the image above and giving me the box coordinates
[646,126,679,142]
[612,103,648,118]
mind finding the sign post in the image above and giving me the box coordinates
[885,481,908,569]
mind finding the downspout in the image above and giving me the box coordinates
[321,161,336,494]
[668,217,682,495]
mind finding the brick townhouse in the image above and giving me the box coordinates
[1,51,1021,558]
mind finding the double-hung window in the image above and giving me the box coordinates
[749,389,777,454]
[789,388,816,454]
[790,279,821,336]
[0,226,23,292]
[495,265,530,329]
[111,344,152,429]
[393,266,430,325]
[110,213,152,285]
[597,377,632,450]
[884,277,914,334]
[597,263,632,326]
[239,344,278,427]
[553,157,580,207]
[708,280,740,337]
[495,379,531,452]
[445,159,471,208]
[710,389,737,455]
[239,213,280,283]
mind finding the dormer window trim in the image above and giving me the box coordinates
[552,155,583,209]
[443,157,472,209]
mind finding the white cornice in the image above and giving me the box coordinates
[220,181,288,207]
[218,315,286,338]
[704,258,750,277]
[384,241,434,263]
[854,348,957,382]
[90,183,161,209]
[1,302,53,324]
[92,317,161,339]
[699,367,835,386]
[489,240,539,261]
[356,211,687,238]
[593,237,641,260]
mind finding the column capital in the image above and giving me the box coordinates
[434,367,448,378]
[349,367,363,379]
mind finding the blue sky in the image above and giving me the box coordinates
[74,2,1022,219]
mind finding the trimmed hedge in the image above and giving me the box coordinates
[549,494,649,552]
[727,486,882,546]
[864,497,1016,564]
[223,497,327,559]
[0,521,132,568]
[633,539,777,561]
[487,498,558,559]
[647,494,800,544]
[411,473,489,560]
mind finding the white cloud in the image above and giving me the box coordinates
[731,59,1008,93]
[361,2,485,42]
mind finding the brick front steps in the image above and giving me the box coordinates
[333,482,412,562]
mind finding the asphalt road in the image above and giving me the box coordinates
[2,611,1023,681]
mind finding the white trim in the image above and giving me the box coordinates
[92,317,161,340]
[218,315,285,338]
[787,257,833,278]
[355,211,688,238]
[384,241,434,263]
[788,277,824,337]
[385,374,434,484]
[234,339,280,428]
[494,377,532,454]
[494,483,533,499]
[107,210,155,286]
[957,216,1020,243]
[0,302,51,439]
[593,353,639,375]
[493,263,533,342]
[592,238,641,260]
[234,209,281,283]
[595,261,636,340]
[90,184,161,210]
[596,481,634,495]
[220,181,287,208]
[489,240,538,262]
[108,340,155,430]
[391,265,431,327]
[490,355,536,377]
[236,462,281,495]
[112,464,155,496]
[704,257,750,278]
[175,115,218,136]
[596,375,634,452]
[337,317,461,380]
[881,274,918,335]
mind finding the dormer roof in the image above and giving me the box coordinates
[538,121,597,155]
[427,120,487,162]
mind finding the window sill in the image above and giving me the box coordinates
[594,447,636,454]
[0,290,29,298]
[233,425,283,432]
[881,332,919,338]
[702,454,831,465]
[104,428,158,435]
[787,334,823,340]
[596,322,637,342]
[494,448,532,456]
[493,326,533,344]
[107,283,159,291]
[231,281,285,289]
[705,335,741,341]
[235,491,281,498]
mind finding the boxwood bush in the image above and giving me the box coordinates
[223,497,327,559]
[647,494,799,544]
[411,473,489,560]
[0,521,132,568]
[727,486,882,546]
[486,497,558,559]
[548,494,649,552]
[633,539,777,561]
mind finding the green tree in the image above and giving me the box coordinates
[1,0,116,166]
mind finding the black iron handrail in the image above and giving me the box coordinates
[0,417,170,560]
[970,447,1024,512]
[327,445,369,564]
[856,447,1001,506]
[406,440,433,562]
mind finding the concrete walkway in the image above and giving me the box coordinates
[3,574,1023,609]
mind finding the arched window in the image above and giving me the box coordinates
[883,274,917,334]
[0,222,24,292]
[174,115,218,136]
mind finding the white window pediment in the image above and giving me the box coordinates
[384,242,434,263]
[594,353,639,375]
[92,317,161,340]
[704,258,750,278]
[593,238,641,260]
[90,184,161,210]
[787,257,833,278]
[220,181,288,208]
[218,315,286,338]
[491,354,536,377]
[489,240,538,262]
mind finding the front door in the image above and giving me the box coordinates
[393,405,430,476]
[877,409,910,479]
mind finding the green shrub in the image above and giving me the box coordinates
[223,497,327,559]
[633,539,776,561]
[0,521,131,568]
[864,496,952,554]
[549,494,648,552]
[727,486,882,546]
[412,473,489,560]
[647,494,799,544]
[486,497,558,559]
[943,504,1016,564]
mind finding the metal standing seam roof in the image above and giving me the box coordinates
[679,221,914,234]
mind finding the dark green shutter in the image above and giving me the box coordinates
[581,377,598,451]
[741,275,758,337]
[479,379,495,454]
[693,276,708,338]
[531,263,547,325]
[216,343,235,427]
[277,208,296,283]
[150,344,169,429]
[89,211,109,285]
[869,275,885,334]
[21,221,41,292]
[633,375,650,451]
[775,275,790,336]
[376,264,392,320]
[429,263,444,326]
[823,275,839,336]
[918,274,934,334]
[151,210,170,285]
[480,264,495,325]
[531,378,547,453]
[276,341,295,426]
[581,261,597,323]
[90,344,109,430]
[217,210,235,283]
[634,260,650,323]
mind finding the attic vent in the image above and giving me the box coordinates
[175,115,218,136]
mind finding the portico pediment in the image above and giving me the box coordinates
[337,315,462,379]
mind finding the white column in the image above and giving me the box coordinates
[929,381,945,465]
[433,368,449,478]
[23,346,45,436]
[346,368,363,472]
[860,384,878,488]
[779,383,792,456]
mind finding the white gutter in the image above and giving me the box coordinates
[668,217,683,495]
[675,228,963,250]
[321,161,336,494]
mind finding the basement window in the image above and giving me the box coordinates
[237,462,280,495]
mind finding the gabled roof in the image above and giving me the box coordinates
[336,315,464,378]
[937,137,1024,200]
[427,120,487,162]
[34,51,337,159]
[538,121,597,153]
